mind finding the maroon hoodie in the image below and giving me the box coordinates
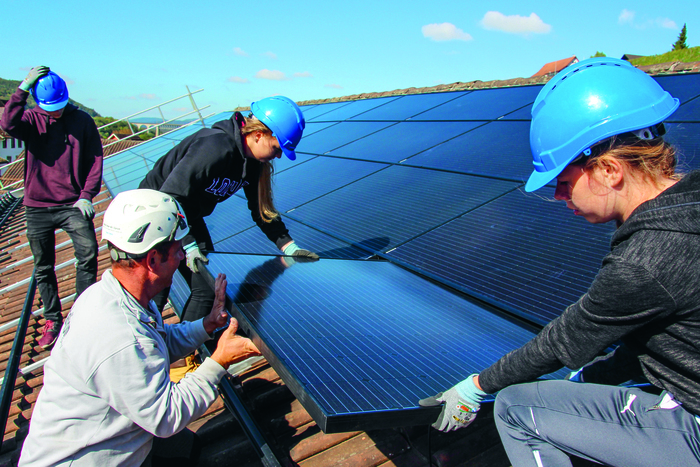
[0,88,103,207]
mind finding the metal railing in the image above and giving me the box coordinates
[0,87,215,195]
[0,272,37,451]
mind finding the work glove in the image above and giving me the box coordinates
[282,242,319,260]
[73,199,95,220]
[19,66,50,92]
[419,374,487,432]
[566,368,584,382]
[184,242,209,273]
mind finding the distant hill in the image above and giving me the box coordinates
[630,46,700,66]
[0,77,101,117]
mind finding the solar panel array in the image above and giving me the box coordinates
[102,72,700,431]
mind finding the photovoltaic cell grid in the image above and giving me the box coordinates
[98,73,700,431]
[204,253,567,432]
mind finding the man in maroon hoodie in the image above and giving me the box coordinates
[1,66,103,348]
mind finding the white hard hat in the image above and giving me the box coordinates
[102,189,189,259]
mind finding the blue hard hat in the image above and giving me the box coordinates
[251,96,305,161]
[526,57,679,192]
[31,71,69,112]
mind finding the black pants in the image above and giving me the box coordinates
[25,205,98,322]
[153,229,214,323]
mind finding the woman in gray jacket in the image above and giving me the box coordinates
[421,57,700,467]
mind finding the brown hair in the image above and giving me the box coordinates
[108,241,174,269]
[241,115,279,223]
[583,136,681,187]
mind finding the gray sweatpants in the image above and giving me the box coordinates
[494,380,700,467]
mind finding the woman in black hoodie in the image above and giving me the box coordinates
[421,58,700,467]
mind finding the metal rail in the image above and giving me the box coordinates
[0,273,37,451]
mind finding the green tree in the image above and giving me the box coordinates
[590,51,607,58]
[672,23,688,50]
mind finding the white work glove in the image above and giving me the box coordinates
[20,66,50,92]
[184,242,208,273]
[73,199,95,220]
[419,374,487,432]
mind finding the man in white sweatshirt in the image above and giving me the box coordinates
[19,189,260,466]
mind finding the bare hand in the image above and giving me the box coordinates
[211,318,261,369]
[203,273,229,334]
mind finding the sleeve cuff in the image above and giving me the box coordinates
[196,357,228,384]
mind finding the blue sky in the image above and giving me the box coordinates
[2,1,696,120]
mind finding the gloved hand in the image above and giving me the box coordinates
[184,242,209,273]
[73,199,95,220]
[282,242,319,260]
[19,66,50,92]
[419,374,487,432]
[566,368,584,382]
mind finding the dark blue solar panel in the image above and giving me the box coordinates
[304,122,339,136]
[406,121,533,182]
[204,196,258,244]
[286,166,520,252]
[665,122,700,170]
[307,96,401,122]
[273,152,317,174]
[272,157,388,212]
[214,216,373,259]
[412,86,542,121]
[668,96,700,123]
[301,102,355,121]
[204,253,567,432]
[654,73,700,104]
[168,270,190,316]
[387,188,614,326]
[295,122,395,155]
[349,92,469,121]
[328,121,483,163]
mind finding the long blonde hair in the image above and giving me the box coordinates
[241,115,279,223]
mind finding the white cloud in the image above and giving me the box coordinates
[618,9,635,24]
[324,84,343,89]
[480,11,551,35]
[139,93,157,100]
[233,47,248,57]
[263,51,278,60]
[422,22,473,42]
[255,69,288,81]
[227,76,250,83]
[294,71,313,78]
[657,18,677,29]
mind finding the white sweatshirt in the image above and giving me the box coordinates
[19,270,227,466]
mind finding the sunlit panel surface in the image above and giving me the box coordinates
[205,253,566,432]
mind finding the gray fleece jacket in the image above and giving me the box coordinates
[479,170,700,415]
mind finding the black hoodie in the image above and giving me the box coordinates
[479,171,700,415]
[139,112,291,248]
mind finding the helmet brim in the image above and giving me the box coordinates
[525,165,564,192]
[280,144,297,161]
[38,97,69,112]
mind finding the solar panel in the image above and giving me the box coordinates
[301,102,355,121]
[271,157,389,213]
[213,216,373,259]
[405,121,533,182]
[654,73,700,104]
[386,188,615,326]
[284,165,520,252]
[668,96,700,122]
[411,86,542,121]
[307,96,401,122]
[295,122,396,155]
[203,253,567,432]
[665,122,700,170]
[348,92,469,121]
[327,121,483,163]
